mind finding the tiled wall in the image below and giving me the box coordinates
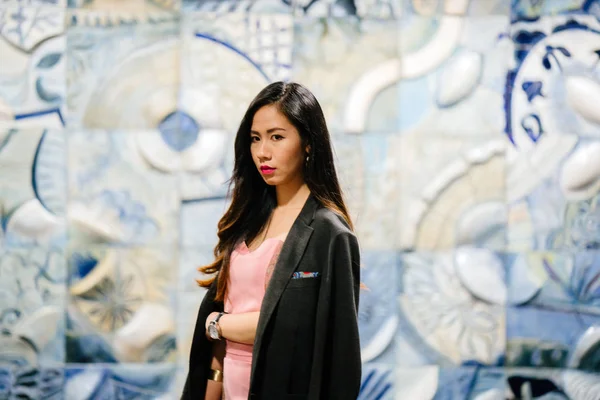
[1,0,600,398]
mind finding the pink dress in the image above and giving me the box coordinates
[223,237,283,400]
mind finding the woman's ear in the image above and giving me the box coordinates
[305,144,311,154]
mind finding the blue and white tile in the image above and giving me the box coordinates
[358,251,399,364]
[505,368,600,400]
[506,15,600,250]
[180,199,229,248]
[182,0,402,18]
[67,130,179,246]
[67,0,179,27]
[178,246,215,292]
[398,136,507,251]
[358,364,394,400]
[293,0,402,18]
[397,251,506,367]
[507,138,600,251]
[397,14,511,137]
[64,364,176,399]
[0,0,65,6]
[292,18,399,134]
[0,128,66,247]
[507,305,600,371]
[511,0,600,20]
[181,12,292,133]
[67,246,177,363]
[182,0,291,13]
[506,251,600,314]
[0,366,64,399]
[408,0,509,16]
[331,133,401,250]
[396,366,506,400]
[66,20,180,129]
[176,289,207,364]
[0,247,66,366]
[0,7,65,129]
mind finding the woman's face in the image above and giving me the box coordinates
[250,104,307,187]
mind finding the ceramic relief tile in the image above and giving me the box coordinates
[408,0,509,16]
[292,17,399,134]
[397,14,511,138]
[0,247,66,366]
[504,367,600,399]
[506,305,600,372]
[292,0,401,18]
[0,128,66,247]
[507,138,600,251]
[397,251,506,367]
[66,20,180,129]
[176,290,206,365]
[511,0,598,20]
[358,364,394,400]
[506,16,600,251]
[180,200,228,248]
[67,245,177,364]
[396,366,507,399]
[0,366,64,399]
[67,130,179,247]
[331,133,400,250]
[506,251,600,315]
[63,364,176,399]
[181,12,293,132]
[67,0,178,28]
[178,246,215,292]
[358,251,399,365]
[0,6,65,128]
[182,0,291,13]
[182,0,402,18]
[398,136,507,251]
[0,0,65,5]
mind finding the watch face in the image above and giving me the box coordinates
[208,324,219,340]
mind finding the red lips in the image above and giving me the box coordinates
[260,165,275,175]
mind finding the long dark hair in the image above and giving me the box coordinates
[197,81,354,301]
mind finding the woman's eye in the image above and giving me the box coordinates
[251,136,259,142]
[272,135,283,140]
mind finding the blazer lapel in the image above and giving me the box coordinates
[250,193,318,382]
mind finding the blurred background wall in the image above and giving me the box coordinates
[1,0,600,398]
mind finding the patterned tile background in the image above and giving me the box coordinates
[1,0,600,398]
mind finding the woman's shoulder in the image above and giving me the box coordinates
[312,207,354,238]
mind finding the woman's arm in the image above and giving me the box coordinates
[206,311,261,345]
[204,339,225,400]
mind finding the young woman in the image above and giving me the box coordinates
[181,82,361,399]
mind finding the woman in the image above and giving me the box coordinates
[181,81,361,400]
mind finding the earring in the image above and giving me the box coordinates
[305,155,310,163]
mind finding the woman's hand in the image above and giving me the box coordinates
[204,311,261,344]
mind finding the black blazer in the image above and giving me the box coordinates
[181,194,362,399]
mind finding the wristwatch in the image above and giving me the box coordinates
[208,312,226,340]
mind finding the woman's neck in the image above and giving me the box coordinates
[275,182,310,209]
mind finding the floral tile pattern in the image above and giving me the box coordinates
[67,246,177,364]
[3,0,600,397]
[397,251,506,367]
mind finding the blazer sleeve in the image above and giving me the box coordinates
[181,278,223,400]
[322,232,362,399]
